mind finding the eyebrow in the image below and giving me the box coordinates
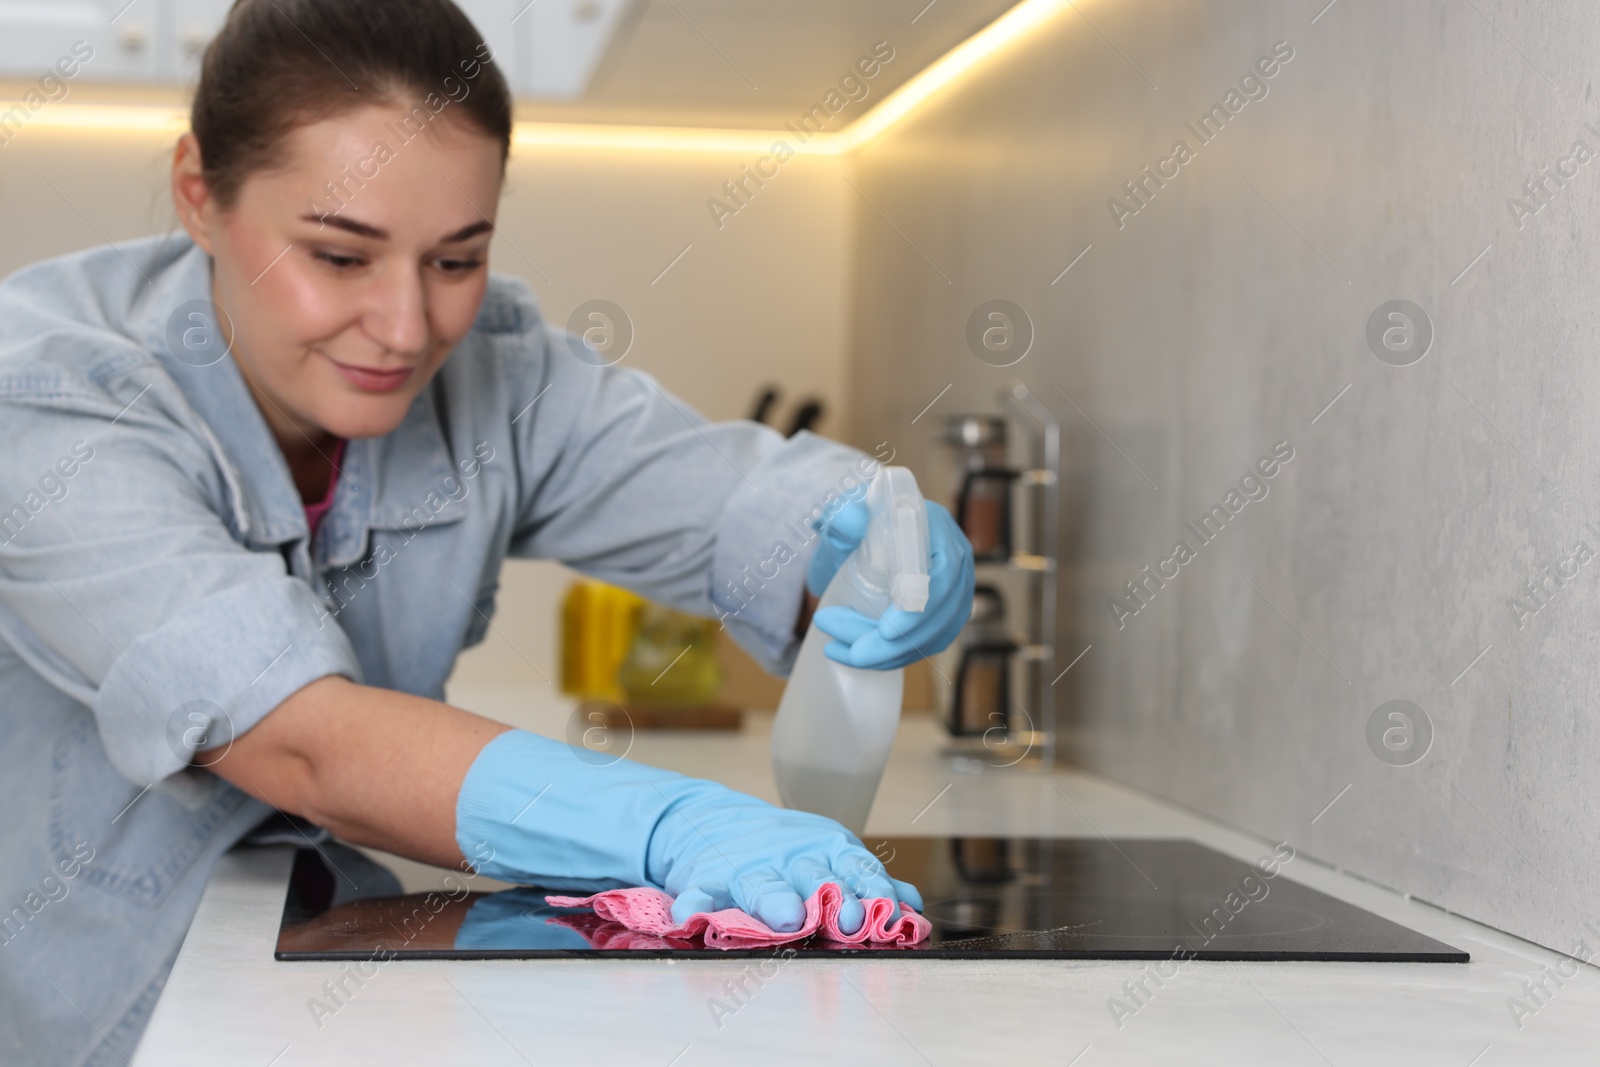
[299,215,495,243]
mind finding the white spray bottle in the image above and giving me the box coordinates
[771,466,931,835]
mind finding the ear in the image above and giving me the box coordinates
[171,132,218,254]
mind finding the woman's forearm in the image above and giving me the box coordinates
[208,675,512,868]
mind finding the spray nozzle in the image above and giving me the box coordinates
[857,465,930,612]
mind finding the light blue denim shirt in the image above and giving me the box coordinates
[0,234,875,1066]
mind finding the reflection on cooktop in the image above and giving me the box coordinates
[275,837,1467,962]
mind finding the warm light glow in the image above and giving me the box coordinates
[0,103,189,134]
[833,0,1067,152]
[0,0,1065,154]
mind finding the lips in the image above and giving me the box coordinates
[320,352,415,394]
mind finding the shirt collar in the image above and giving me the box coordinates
[133,237,467,561]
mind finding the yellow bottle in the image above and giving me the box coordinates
[616,604,723,707]
[559,580,643,702]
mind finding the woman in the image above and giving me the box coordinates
[0,0,974,1062]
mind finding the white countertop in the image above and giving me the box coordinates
[132,687,1600,1066]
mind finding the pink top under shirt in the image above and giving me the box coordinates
[302,438,348,541]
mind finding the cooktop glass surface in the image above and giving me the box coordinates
[275,837,1467,962]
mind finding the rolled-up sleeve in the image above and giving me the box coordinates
[502,318,875,675]
[0,373,362,789]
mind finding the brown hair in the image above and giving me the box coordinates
[190,0,512,207]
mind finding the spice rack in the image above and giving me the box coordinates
[935,382,1060,770]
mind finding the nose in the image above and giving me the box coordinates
[362,262,431,357]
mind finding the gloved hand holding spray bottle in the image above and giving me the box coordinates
[773,466,974,834]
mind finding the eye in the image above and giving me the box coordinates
[312,249,366,271]
[435,256,485,275]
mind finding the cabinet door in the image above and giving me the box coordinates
[169,0,231,83]
[0,0,165,83]
[0,0,630,97]
[458,0,635,100]
[521,0,632,99]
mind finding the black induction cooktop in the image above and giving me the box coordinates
[275,837,1467,962]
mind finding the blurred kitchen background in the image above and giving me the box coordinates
[4,0,1597,969]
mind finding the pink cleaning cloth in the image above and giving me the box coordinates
[545,911,687,951]
[545,882,931,950]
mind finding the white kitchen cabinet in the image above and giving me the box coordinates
[167,0,229,83]
[520,0,632,100]
[0,0,632,98]
[432,0,639,100]
[0,0,167,83]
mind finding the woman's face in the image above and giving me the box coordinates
[174,103,503,443]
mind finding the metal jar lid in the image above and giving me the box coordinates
[939,414,1007,448]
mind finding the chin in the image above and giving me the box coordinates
[317,397,417,440]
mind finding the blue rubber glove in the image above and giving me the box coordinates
[805,496,874,599]
[456,730,923,935]
[808,499,975,670]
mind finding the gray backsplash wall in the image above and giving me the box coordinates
[847,0,1600,955]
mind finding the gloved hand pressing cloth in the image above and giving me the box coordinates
[454,730,928,944]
